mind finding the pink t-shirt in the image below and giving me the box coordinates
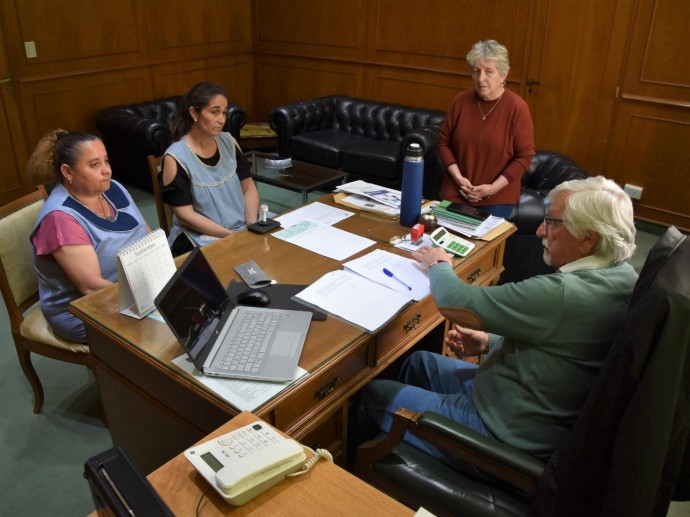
[32,211,92,256]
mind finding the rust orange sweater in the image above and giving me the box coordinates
[437,88,534,206]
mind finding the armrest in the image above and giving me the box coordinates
[510,188,547,234]
[439,307,484,330]
[411,411,545,493]
[224,104,246,140]
[95,109,170,155]
[269,98,333,157]
[401,125,440,160]
[355,408,545,494]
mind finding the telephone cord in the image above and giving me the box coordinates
[287,447,334,477]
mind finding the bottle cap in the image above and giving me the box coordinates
[406,142,423,159]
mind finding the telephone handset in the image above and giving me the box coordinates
[184,421,306,505]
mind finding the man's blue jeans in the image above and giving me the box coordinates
[350,350,495,473]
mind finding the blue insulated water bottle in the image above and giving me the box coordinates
[399,142,424,227]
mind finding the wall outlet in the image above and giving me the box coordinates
[624,184,643,200]
[24,41,37,59]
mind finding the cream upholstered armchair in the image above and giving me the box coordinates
[0,185,89,413]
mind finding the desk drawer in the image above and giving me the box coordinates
[456,245,502,286]
[375,297,442,366]
[273,339,371,429]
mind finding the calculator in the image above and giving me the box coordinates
[430,226,475,257]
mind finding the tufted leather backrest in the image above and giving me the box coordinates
[95,97,246,192]
[332,96,445,142]
[119,96,180,128]
[522,150,587,190]
[271,95,445,146]
[95,96,246,154]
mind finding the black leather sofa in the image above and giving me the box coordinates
[269,95,445,198]
[95,96,246,192]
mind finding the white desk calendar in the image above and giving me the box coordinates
[117,228,176,319]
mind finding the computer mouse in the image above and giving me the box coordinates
[236,289,271,307]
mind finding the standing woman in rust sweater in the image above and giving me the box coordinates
[437,39,535,218]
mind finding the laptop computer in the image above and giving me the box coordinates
[154,247,312,382]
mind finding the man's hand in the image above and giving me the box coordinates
[445,323,489,357]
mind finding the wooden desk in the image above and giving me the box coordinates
[71,194,514,473]
[144,411,414,516]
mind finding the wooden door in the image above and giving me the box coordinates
[523,0,634,175]
[0,28,31,205]
[604,0,690,230]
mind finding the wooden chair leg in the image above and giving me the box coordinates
[15,344,45,413]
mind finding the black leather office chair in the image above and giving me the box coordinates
[354,226,690,517]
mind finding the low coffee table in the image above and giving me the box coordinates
[249,152,347,205]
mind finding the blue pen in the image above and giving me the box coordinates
[383,268,412,291]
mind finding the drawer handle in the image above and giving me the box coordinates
[315,377,340,399]
[467,268,481,283]
[404,313,422,332]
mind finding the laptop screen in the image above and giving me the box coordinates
[154,248,230,363]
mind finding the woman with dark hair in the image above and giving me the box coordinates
[161,82,259,255]
[29,130,149,342]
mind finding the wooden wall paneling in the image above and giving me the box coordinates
[0,88,28,203]
[365,0,532,75]
[18,70,153,146]
[0,0,147,77]
[252,0,367,61]
[253,56,364,122]
[150,55,253,119]
[622,0,690,103]
[363,66,471,112]
[144,0,252,62]
[605,103,690,230]
[524,0,629,175]
[0,30,31,204]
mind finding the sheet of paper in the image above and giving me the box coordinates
[343,248,430,301]
[294,270,413,333]
[272,220,375,261]
[334,180,402,208]
[172,354,308,411]
[275,201,354,228]
[341,194,399,216]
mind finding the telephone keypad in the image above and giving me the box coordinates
[216,423,283,460]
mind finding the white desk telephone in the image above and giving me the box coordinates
[184,421,330,505]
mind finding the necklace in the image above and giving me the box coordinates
[70,192,115,221]
[478,94,503,120]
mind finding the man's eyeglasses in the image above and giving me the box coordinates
[543,216,564,232]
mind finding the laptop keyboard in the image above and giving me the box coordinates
[217,310,280,373]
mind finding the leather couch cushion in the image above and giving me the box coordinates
[291,130,353,169]
[340,139,399,180]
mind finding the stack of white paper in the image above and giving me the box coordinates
[294,248,432,333]
[294,270,414,333]
[343,249,430,301]
[334,180,402,212]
